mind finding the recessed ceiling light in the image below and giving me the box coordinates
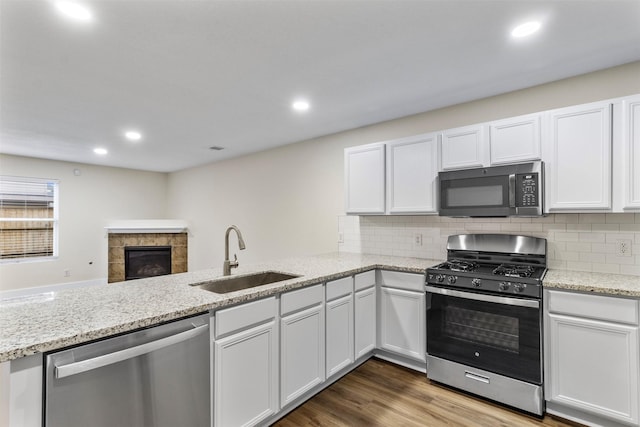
[292,100,310,112]
[93,147,108,155]
[124,130,142,141]
[55,1,93,22]
[511,21,542,38]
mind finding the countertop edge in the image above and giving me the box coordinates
[3,253,640,363]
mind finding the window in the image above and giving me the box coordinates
[0,176,59,262]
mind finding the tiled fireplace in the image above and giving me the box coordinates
[108,230,188,283]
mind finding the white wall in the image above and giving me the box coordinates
[3,62,639,290]
[0,155,168,292]
[168,61,640,272]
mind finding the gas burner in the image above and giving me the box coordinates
[443,260,478,272]
[493,264,535,278]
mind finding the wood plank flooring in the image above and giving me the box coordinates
[273,358,583,427]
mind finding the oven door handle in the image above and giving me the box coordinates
[425,286,539,309]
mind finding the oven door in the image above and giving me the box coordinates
[426,286,541,384]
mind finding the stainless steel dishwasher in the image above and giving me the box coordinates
[45,313,210,427]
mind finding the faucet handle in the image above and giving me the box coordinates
[229,253,239,268]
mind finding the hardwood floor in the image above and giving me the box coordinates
[273,358,583,427]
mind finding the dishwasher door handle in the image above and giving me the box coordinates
[55,323,209,379]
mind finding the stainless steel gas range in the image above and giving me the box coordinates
[426,234,547,416]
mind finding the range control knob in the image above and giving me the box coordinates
[514,283,526,293]
[471,278,482,288]
[499,282,511,291]
[447,275,457,284]
[436,274,445,283]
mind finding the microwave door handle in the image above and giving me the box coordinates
[508,174,516,208]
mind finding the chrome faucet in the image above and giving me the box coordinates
[223,225,246,275]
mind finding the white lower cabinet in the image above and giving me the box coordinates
[377,271,426,362]
[545,289,640,427]
[355,284,376,358]
[213,297,279,427]
[325,277,354,378]
[280,284,325,406]
[326,294,354,377]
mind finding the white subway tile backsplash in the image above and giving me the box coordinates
[592,263,620,274]
[591,223,620,231]
[338,213,640,276]
[606,213,635,224]
[579,232,605,243]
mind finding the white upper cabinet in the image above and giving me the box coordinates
[386,133,439,214]
[440,124,488,170]
[344,143,386,214]
[489,113,541,165]
[621,95,640,210]
[543,101,612,211]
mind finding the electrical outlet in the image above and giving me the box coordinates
[338,232,344,243]
[616,239,633,257]
[64,269,71,277]
[414,233,423,247]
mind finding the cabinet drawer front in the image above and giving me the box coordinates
[326,276,353,301]
[377,270,424,292]
[281,284,324,316]
[354,270,376,291]
[547,290,639,325]
[215,297,277,338]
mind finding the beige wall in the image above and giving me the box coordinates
[0,155,168,291]
[167,61,640,273]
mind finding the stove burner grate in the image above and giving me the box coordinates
[444,260,479,272]
[493,264,535,278]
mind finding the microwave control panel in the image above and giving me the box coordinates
[515,173,539,207]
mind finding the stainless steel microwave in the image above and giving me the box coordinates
[438,161,544,217]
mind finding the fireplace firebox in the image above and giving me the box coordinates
[124,246,172,280]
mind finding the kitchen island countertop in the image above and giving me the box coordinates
[2,252,640,363]
[0,253,437,362]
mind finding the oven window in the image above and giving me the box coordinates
[427,291,541,384]
[443,306,519,353]
[446,185,503,207]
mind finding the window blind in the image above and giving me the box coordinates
[0,176,59,261]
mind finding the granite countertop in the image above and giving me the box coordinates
[544,269,640,297]
[2,252,640,363]
[0,253,437,363]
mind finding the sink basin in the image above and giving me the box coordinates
[194,271,300,294]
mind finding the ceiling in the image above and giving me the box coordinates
[1,0,639,173]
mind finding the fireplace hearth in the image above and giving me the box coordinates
[125,246,172,280]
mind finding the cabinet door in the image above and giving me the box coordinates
[545,101,612,211]
[622,95,640,210]
[379,287,426,362]
[344,143,385,214]
[355,286,376,359]
[280,304,325,406]
[326,294,354,377]
[546,313,639,425]
[441,124,488,170]
[490,113,541,165]
[387,133,439,213]
[214,321,279,427]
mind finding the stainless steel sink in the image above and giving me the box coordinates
[194,271,300,294]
